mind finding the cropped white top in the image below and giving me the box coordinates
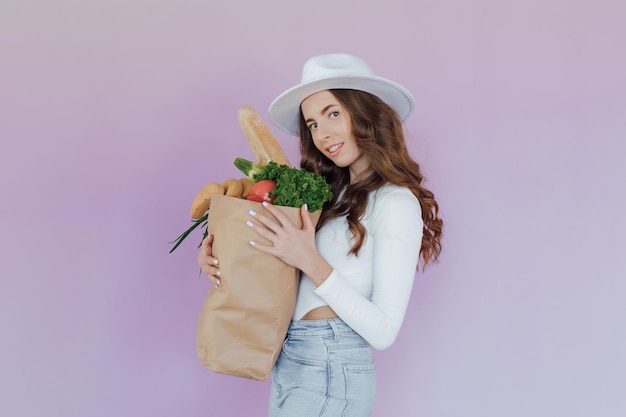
[293,185,423,350]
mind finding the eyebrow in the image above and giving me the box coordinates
[304,104,337,124]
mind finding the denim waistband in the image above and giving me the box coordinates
[287,318,356,338]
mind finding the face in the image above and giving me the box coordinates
[300,90,369,181]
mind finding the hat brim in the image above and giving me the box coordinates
[268,74,415,136]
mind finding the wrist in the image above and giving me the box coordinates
[300,253,333,287]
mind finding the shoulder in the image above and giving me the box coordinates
[364,184,424,245]
[366,184,422,226]
[370,184,420,212]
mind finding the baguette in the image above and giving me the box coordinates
[238,105,291,166]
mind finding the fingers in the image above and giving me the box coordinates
[201,234,214,255]
[197,235,215,266]
[246,206,280,254]
[246,217,275,243]
[260,201,292,227]
[247,203,310,242]
[261,201,311,231]
[300,204,313,230]
[247,202,306,257]
[249,201,297,232]
[198,235,221,288]
[200,263,222,288]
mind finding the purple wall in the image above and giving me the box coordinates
[1,1,624,416]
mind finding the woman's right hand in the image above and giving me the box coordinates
[197,235,221,288]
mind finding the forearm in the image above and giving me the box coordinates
[314,267,415,350]
[298,251,333,288]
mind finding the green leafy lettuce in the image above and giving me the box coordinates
[234,158,333,212]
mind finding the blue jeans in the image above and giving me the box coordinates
[269,319,376,417]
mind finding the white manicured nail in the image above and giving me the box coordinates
[248,209,256,216]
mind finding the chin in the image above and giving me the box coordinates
[331,160,349,168]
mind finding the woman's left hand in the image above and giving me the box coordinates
[246,202,317,272]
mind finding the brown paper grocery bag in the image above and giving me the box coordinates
[197,193,321,381]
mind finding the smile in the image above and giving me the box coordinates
[327,143,343,155]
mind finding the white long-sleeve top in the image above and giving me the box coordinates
[293,184,423,350]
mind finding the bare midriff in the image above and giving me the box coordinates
[301,305,339,320]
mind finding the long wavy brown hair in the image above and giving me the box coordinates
[298,89,443,269]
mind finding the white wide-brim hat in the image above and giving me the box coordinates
[268,53,415,136]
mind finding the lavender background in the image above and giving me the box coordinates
[1,1,625,416]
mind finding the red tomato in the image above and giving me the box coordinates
[245,180,276,203]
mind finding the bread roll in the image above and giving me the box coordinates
[222,178,243,197]
[240,177,253,195]
[190,182,225,219]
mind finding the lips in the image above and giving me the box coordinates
[326,143,343,156]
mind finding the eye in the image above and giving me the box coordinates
[329,110,339,118]
[307,122,317,130]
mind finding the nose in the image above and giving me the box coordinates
[315,122,331,141]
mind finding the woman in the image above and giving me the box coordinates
[198,53,443,416]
